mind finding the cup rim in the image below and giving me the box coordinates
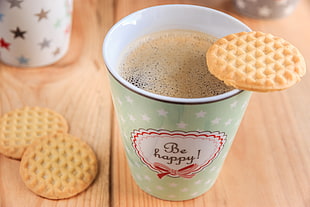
[103,4,251,104]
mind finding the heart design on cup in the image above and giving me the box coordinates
[131,129,226,179]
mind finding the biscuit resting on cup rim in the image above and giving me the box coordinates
[206,31,306,92]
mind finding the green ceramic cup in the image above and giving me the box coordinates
[103,4,252,201]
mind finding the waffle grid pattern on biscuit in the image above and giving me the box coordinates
[0,107,68,159]
[207,31,306,92]
[20,133,98,199]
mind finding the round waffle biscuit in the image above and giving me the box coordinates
[20,133,98,199]
[206,31,306,92]
[0,107,69,159]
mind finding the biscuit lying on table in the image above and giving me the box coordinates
[206,31,306,92]
[0,107,68,159]
[20,133,98,199]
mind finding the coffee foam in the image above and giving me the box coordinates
[119,30,234,98]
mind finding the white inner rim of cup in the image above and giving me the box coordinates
[103,4,251,104]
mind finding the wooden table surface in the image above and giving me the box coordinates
[0,0,309,206]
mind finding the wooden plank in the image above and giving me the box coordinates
[111,0,310,207]
[0,0,114,206]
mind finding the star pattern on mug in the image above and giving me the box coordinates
[230,101,238,108]
[0,13,4,22]
[11,27,26,39]
[176,121,188,129]
[129,114,136,122]
[65,24,71,34]
[225,119,233,126]
[125,96,134,103]
[211,117,221,125]
[17,55,29,65]
[53,47,61,56]
[258,6,272,17]
[6,0,23,9]
[112,90,251,200]
[235,0,246,9]
[38,38,51,50]
[114,93,250,131]
[0,0,73,66]
[35,9,49,21]
[282,4,296,15]
[275,0,288,5]
[54,19,62,28]
[141,114,151,122]
[235,0,297,18]
[196,110,207,118]
[157,109,168,117]
[0,38,10,50]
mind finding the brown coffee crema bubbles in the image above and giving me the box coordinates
[118,29,234,98]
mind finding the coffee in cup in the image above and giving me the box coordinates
[119,29,234,98]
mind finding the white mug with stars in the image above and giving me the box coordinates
[0,0,73,67]
[104,5,252,201]
[234,0,300,19]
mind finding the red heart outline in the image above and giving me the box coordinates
[131,129,226,179]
